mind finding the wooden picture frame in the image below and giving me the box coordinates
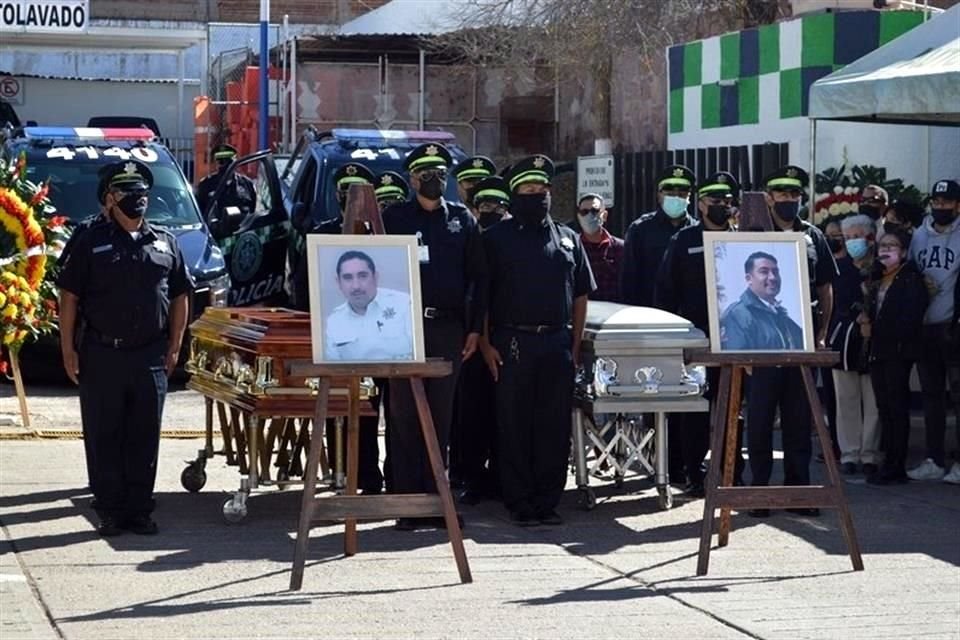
[306,234,425,364]
[703,231,816,354]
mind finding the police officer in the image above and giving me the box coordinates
[621,164,697,307]
[746,165,837,518]
[384,142,487,530]
[622,164,696,483]
[456,176,511,505]
[57,160,193,536]
[195,143,256,221]
[374,171,410,214]
[655,171,744,496]
[482,155,596,526]
[452,155,496,212]
[291,161,385,495]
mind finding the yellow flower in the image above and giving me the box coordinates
[0,271,16,285]
[17,276,29,291]
[2,331,15,345]
[0,291,5,307]
[19,291,31,306]
[2,304,17,320]
[14,329,26,342]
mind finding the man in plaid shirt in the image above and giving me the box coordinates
[577,194,624,303]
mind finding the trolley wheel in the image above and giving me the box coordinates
[578,487,597,511]
[657,486,673,510]
[222,497,248,523]
[180,465,207,493]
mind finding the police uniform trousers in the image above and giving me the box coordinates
[324,379,385,493]
[746,366,812,486]
[388,319,464,494]
[78,338,168,519]
[494,327,574,513]
[456,350,500,497]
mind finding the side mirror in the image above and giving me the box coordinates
[26,120,38,127]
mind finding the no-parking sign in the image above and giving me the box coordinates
[0,75,23,105]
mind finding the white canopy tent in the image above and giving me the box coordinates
[807,5,960,192]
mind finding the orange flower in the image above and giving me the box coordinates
[30,183,49,206]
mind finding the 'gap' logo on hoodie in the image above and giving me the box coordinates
[916,246,956,272]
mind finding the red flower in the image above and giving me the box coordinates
[47,215,67,229]
[30,184,50,206]
[0,360,8,376]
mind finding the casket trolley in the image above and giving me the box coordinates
[182,307,376,522]
[573,302,709,510]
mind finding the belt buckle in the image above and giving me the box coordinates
[424,307,438,319]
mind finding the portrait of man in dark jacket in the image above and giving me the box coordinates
[720,251,805,351]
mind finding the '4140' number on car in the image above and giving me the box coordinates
[45,146,159,162]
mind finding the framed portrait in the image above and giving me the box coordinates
[703,231,816,354]
[306,235,425,364]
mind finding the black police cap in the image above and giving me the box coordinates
[764,165,809,192]
[374,171,410,202]
[657,164,696,191]
[212,143,239,162]
[472,176,510,206]
[699,171,739,198]
[100,160,153,201]
[332,162,376,189]
[403,142,453,173]
[506,154,555,193]
[453,156,496,183]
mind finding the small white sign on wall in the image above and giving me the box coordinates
[0,0,89,34]
[577,154,615,207]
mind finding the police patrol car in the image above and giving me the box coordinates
[1,126,230,374]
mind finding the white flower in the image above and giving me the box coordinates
[829,203,841,215]
[850,203,859,212]
[833,186,843,194]
[839,202,851,214]
[843,186,855,195]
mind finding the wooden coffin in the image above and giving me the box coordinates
[185,307,376,417]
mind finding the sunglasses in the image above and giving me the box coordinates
[578,208,601,216]
[860,197,886,205]
[113,188,148,199]
[415,169,447,181]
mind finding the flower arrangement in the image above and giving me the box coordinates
[0,152,67,377]
[812,163,922,227]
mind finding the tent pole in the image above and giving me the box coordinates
[809,118,817,208]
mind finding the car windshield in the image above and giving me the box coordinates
[21,146,202,227]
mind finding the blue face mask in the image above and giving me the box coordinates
[845,237,870,260]
[662,195,688,219]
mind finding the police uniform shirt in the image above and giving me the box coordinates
[784,217,839,310]
[383,199,487,332]
[196,170,256,218]
[621,208,694,307]
[325,288,414,361]
[654,223,718,333]
[483,216,596,327]
[56,219,193,343]
[57,213,107,268]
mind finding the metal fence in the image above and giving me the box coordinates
[607,142,790,237]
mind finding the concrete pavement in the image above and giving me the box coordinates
[1,433,958,640]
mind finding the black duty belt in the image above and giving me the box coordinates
[88,331,166,350]
[501,324,570,335]
[423,307,462,321]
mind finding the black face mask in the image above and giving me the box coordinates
[478,211,503,229]
[773,201,800,222]
[859,204,882,220]
[827,237,845,253]
[705,204,730,227]
[116,193,147,219]
[510,193,550,227]
[931,207,956,226]
[417,175,445,201]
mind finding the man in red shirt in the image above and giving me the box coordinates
[577,193,624,303]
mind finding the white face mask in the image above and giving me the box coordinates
[578,212,602,234]
[662,195,688,219]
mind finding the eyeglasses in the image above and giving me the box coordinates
[414,169,447,181]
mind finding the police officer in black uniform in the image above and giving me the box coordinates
[655,171,745,496]
[448,155,497,490]
[482,155,596,526]
[384,142,487,530]
[746,165,837,518]
[622,164,696,483]
[291,161,386,494]
[374,171,410,214]
[57,160,193,536]
[452,155,496,211]
[195,143,256,221]
[456,176,511,505]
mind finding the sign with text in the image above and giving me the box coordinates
[0,0,88,33]
[577,154,615,207]
[0,75,23,105]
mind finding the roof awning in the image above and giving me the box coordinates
[1,20,206,51]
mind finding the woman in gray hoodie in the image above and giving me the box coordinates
[907,179,960,484]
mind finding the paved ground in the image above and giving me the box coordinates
[1,383,959,639]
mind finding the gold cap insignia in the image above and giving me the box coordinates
[533,156,546,169]
[346,165,358,176]
[717,174,727,183]
[122,162,139,177]
[673,168,684,178]
[425,145,439,156]
[381,174,393,185]
[786,167,798,178]
[472,158,484,168]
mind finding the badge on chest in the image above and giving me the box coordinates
[416,231,430,264]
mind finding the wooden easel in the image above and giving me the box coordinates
[692,351,864,575]
[288,360,471,590]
